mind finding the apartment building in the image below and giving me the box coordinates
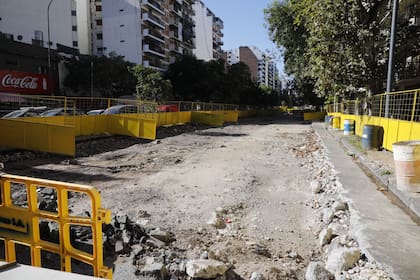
[0,0,222,71]
[0,0,77,51]
[226,46,280,91]
[192,1,224,61]
[101,0,197,70]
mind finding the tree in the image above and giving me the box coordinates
[63,54,136,97]
[265,0,420,100]
[132,65,172,101]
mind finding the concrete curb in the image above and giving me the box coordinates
[326,128,420,220]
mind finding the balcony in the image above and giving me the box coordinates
[169,43,183,55]
[143,29,165,44]
[169,4,183,17]
[169,30,181,41]
[143,60,166,71]
[143,12,165,29]
[143,43,166,58]
[142,0,165,15]
[169,17,179,26]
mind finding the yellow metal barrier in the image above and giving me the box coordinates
[107,115,156,140]
[0,174,112,278]
[328,112,420,152]
[223,111,239,122]
[191,111,224,126]
[304,112,326,121]
[0,119,75,156]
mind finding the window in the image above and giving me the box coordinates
[120,24,125,27]
[72,25,77,31]
[120,40,125,43]
[96,5,102,12]
[96,33,103,40]
[72,41,78,47]
[71,10,76,16]
[96,19,102,26]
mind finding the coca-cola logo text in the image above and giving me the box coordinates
[1,74,38,90]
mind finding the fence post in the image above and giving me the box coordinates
[379,95,383,117]
[411,90,418,122]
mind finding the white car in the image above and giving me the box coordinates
[1,106,47,119]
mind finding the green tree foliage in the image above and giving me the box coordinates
[131,65,172,101]
[265,0,420,100]
[165,56,279,106]
[63,54,136,97]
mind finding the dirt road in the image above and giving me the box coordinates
[2,118,391,279]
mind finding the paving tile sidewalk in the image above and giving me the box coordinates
[313,122,420,280]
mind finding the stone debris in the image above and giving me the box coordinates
[310,180,322,194]
[326,247,360,277]
[319,228,333,246]
[185,259,228,278]
[305,262,334,280]
[250,271,265,280]
[208,211,227,229]
[247,242,272,258]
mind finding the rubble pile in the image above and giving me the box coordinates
[301,131,391,280]
[101,213,240,280]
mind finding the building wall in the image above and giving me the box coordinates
[239,46,258,82]
[102,0,142,64]
[90,0,104,55]
[76,0,92,54]
[192,1,214,61]
[0,0,75,50]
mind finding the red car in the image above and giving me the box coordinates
[158,104,179,112]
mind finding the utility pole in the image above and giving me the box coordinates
[385,0,399,118]
[47,0,55,74]
[91,60,94,98]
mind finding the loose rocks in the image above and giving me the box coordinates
[326,247,360,277]
[319,228,333,246]
[310,180,322,194]
[186,259,228,278]
[305,262,334,280]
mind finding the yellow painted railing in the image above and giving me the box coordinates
[0,174,112,278]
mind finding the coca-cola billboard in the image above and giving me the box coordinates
[0,70,52,94]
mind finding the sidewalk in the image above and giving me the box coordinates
[313,123,420,280]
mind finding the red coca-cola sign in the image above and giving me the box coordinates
[0,70,52,94]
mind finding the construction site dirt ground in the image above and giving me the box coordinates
[0,118,391,279]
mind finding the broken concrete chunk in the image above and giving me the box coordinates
[186,259,228,278]
[141,261,168,280]
[150,227,171,244]
[332,201,347,212]
[319,228,333,246]
[250,271,265,280]
[305,262,334,280]
[146,236,166,248]
[310,180,322,194]
[326,247,360,277]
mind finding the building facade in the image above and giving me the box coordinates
[101,0,199,70]
[0,0,223,72]
[0,0,77,50]
[192,1,224,61]
[227,46,280,91]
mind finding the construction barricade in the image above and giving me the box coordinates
[0,174,112,278]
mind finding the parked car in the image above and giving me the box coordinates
[40,107,84,117]
[87,109,105,115]
[1,106,47,119]
[101,105,137,115]
[158,104,179,112]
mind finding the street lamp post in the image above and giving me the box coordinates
[47,0,55,74]
[385,0,399,118]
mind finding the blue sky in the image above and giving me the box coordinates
[202,0,285,78]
